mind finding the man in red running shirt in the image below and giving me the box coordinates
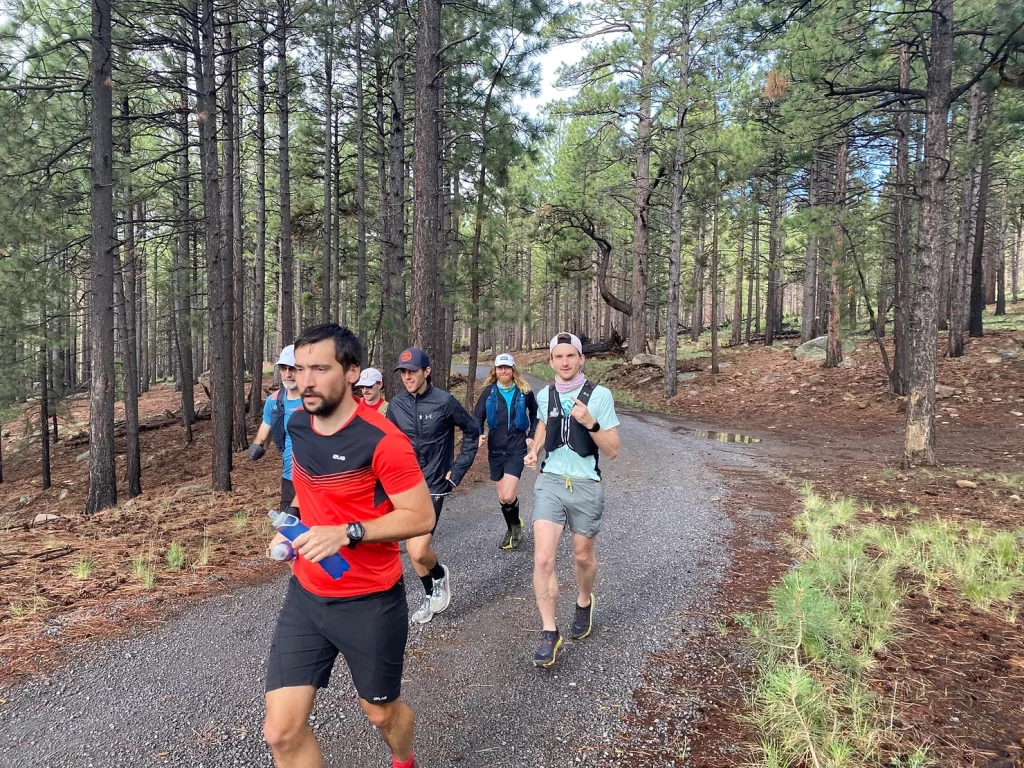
[263,323,435,768]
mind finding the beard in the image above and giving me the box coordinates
[302,387,343,417]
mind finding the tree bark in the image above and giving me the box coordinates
[710,173,720,374]
[411,0,442,362]
[732,199,745,347]
[995,186,1007,316]
[904,0,952,468]
[322,4,335,322]
[948,83,984,357]
[248,9,267,420]
[801,151,818,342]
[39,339,51,491]
[1012,204,1022,303]
[277,0,294,346]
[690,217,704,343]
[86,0,118,513]
[196,0,231,490]
[891,43,912,390]
[969,142,992,338]
[664,25,689,397]
[226,3,247,452]
[764,173,781,345]
[826,138,848,368]
[630,46,653,354]
[380,0,407,398]
[175,70,196,442]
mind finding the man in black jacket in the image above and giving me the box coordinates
[388,348,481,624]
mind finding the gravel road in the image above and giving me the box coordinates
[0,388,757,768]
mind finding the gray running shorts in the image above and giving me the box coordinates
[532,472,605,538]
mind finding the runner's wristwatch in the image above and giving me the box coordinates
[346,522,365,549]
[587,421,601,433]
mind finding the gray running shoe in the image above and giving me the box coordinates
[411,594,434,624]
[429,564,451,614]
[571,594,594,640]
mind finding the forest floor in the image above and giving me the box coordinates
[1,307,1022,767]
[524,305,1024,768]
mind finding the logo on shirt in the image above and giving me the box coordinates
[332,454,346,461]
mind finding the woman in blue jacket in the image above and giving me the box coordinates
[473,353,539,549]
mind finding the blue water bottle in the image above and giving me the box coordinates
[267,510,350,580]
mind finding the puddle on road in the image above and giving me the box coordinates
[693,430,761,444]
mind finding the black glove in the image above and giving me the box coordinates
[248,443,266,461]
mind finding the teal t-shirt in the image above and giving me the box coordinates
[498,384,515,429]
[262,391,304,479]
[536,383,619,481]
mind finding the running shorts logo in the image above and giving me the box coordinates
[332,454,346,461]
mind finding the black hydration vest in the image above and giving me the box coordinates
[270,388,288,452]
[542,381,600,477]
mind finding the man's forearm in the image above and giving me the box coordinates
[362,506,434,542]
[254,422,271,446]
[592,427,619,458]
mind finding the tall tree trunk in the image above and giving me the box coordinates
[690,218,704,343]
[354,15,368,339]
[277,0,294,345]
[630,48,653,354]
[801,151,819,342]
[116,233,142,497]
[39,338,51,491]
[220,4,240,453]
[196,0,231,491]
[322,5,335,321]
[87,0,118,513]
[710,173,721,374]
[249,9,267,419]
[969,143,992,337]
[764,173,781,345]
[731,197,745,347]
[904,0,952,468]
[1012,204,1022,303]
[176,68,196,441]
[995,186,1007,316]
[747,196,759,341]
[948,83,984,357]
[227,4,247,452]
[411,0,442,361]
[664,26,689,396]
[826,138,848,368]
[380,0,407,399]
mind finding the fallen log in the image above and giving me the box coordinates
[581,328,626,357]
[66,409,212,447]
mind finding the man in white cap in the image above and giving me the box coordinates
[524,332,620,667]
[356,367,388,415]
[249,345,305,511]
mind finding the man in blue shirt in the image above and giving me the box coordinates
[248,345,305,510]
[524,332,620,667]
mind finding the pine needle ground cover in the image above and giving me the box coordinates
[738,488,1024,768]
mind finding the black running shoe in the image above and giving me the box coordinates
[571,594,594,640]
[499,528,514,550]
[532,630,562,667]
[509,521,524,549]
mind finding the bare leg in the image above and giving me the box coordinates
[533,520,563,631]
[359,697,415,763]
[496,475,520,506]
[405,532,437,578]
[264,686,320,768]
[571,533,597,608]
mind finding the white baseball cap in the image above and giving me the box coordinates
[494,353,515,367]
[549,332,583,355]
[276,345,296,367]
[357,367,383,387]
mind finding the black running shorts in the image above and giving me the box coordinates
[266,576,408,703]
[279,477,295,512]
[488,452,525,482]
[429,494,445,534]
